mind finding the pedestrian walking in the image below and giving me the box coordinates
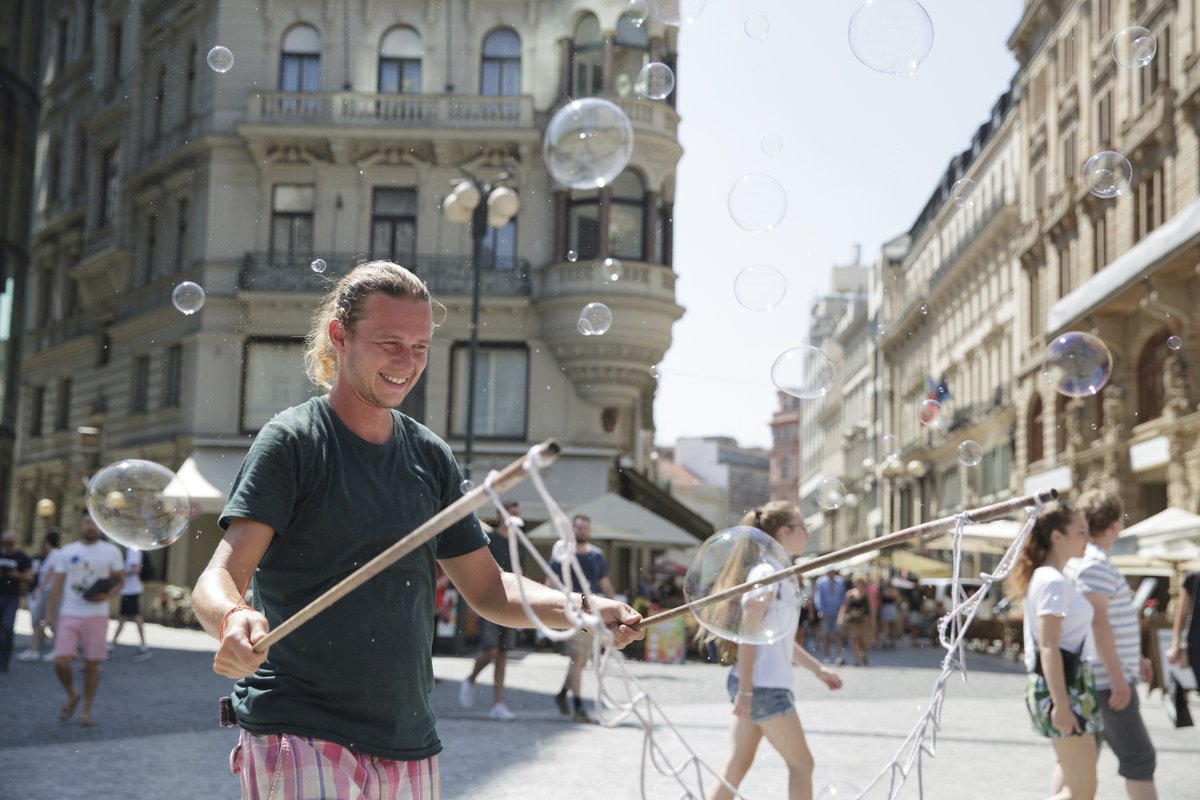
[837,574,875,667]
[110,546,151,660]
[814,568,847,664]
[1166,569,1199,693]
[0,530,34,672]
[16,530,61,662]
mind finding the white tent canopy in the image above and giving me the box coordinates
[1114,507,1200,555]
[922,519,1022,554]
[525,493,703,548]
[162,447,248,514]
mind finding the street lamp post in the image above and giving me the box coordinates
[441,170,519,480]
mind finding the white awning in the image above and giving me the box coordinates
[525,493,703,548]
[1118,506,1200,541]
[163,447,249,514]
[1048,196,1200,332]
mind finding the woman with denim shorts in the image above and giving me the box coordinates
[703,501,843,800]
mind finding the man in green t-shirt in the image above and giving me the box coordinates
[192,261,642,799]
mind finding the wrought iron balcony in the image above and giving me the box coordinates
[238,252,532,297]
[245,92,535,129]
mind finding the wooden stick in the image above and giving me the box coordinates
[633,488,1058,631]
[252,439,561,652]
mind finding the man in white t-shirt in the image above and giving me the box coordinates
[15,530,62,662]
[46,511,124,727]
[110,547,150,660]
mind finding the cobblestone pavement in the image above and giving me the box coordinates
[1,611,1195,799]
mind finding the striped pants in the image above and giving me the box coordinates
[231,730,439,800]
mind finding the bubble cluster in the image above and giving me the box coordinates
[951,178,976,209]
[86,460,191,550]
[744,15,770,40]
[817,478,847,510]
[957,439,983,467]
[1112,26,1157,69]
[770,346,836,400]
[684,526,800,646]
[1042,332,1113,397]
[728,173,788,233]
[544,99,635,190]
[847,0,934,77]
[577,302,614,336]
[172,281,206,315]
[918,398,942,428]
[310,258,327,274]
[637,62,676,100]
[1082,151,1132,199]
[734,265,787,311]
[207,46,234,73]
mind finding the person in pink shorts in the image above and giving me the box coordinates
[46,510,124,726]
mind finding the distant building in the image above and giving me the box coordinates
[669,436,769,528]
[768,390,800,503]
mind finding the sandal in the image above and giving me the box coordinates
[59,694,80,721]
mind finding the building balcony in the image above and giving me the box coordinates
[244,92,536,131]
[1181,52,1200,108]
[1119,85,1175,157]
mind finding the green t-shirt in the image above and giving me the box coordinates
[219,395,487,760]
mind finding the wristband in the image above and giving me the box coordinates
[219,605,251,638]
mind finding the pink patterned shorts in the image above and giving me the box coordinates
[230,729,440,800]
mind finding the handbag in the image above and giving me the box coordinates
[1168,678,1194,728]
[83,576,120,601]
[1033,647,1082,685]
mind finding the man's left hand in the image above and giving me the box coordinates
[590,598,644,649]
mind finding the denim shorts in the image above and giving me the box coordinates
[726,672,794,723]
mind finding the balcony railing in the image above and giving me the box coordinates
[239,252,532,297]
[245,92,535,129]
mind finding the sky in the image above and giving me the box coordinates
[655,0,1024,449]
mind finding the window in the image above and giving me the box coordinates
[1058,242,1072,297]
[163,344,183,407]
[450,344,528,439]
[1030,69,1047,120]
[379,27,421,93]
[131,354,150,413]
[55,17,69,73]
[1092,211,1108,271]
[1138,26,1169,106]
[184,43,196,116]
[482,213,517,270]
[1135,167,1165,242]
[46,138,62,203]
[1096,90,1113,148]
[36,267,54,327]
[1027,264,1043,337]
[1061,129,1076,190]
[74,129,88,190]
[151,64,166,140]
[55,378,71,431]
[1096,0,1112,38]
[370,188,417,265]
[1136,332,1171,422]
[280,24,321,92]
[241,340,321,431]
[571,14,603,97]
[612,13,648,98]
[98,144,119,228]
[108,22,121,85]
[270,185,314,264]
[939,466,960,510]
[608,170,645,260]
[29,386,45,436]
[1028,394,1044,464]
[175,198,189,270]
[481,29,521,96]
[567,187,601,260]
[1033,163,1046,212]
[1058,29,1076,85]
[142,213,158,284]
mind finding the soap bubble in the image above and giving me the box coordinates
[172,281,206,315]
[650,0,707,26]
[1082,151,1132,199]
[460,479,475,494]
[636,62,675,100]
[577,302,613,336]
[918,398,942,428]
[744,15,770,40]
[1167,335,1182,351]
[207,46,234,73]
[625,0,649,27]
[602,257,624,282]
[817,478,847,510]
[728,173,788,233]
[734,265,787,311]
[770,346,836,399]
[951,178,976,209]
[816,784,862,800]
[848,0,934,77]
[310,258,327,274]
[649,364,662,379]
[544,98,634,190]
[86,459,191,550]
[566,250,578,262]
[685,526,800,646]
[919,303,929,316]
[957,440,983,467]
[1113,26,1157,69]
[1042,331,1113,397]
[761,134,783,156]
[880,433,900,459]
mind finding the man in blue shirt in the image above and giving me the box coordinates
[814,568,847,664]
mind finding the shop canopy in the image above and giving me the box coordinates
[1114,507,1200,554]
[525,493,703,549]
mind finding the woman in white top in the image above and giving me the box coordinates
[703,501,842,800]
[1007,501,1100,800]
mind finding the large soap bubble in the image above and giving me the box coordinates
[1042,332,1113,398]
[728,173,788,233]
[1112,26,1157,69]
[650,0,707,26]
[685,526,801,646]
[771,346,836,399]
[172,281,206,315]
[86,460,191,550]
[1082,151,1132,199]
[734,265,787,311]
[577,302,613,336]
[544,99,634,190]
[207,46,234,73]
[848,0,934,77]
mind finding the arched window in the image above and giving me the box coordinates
[571,14,603,97]
[280,24,320,92]
[379,26,421,94]
[612,13,648,98]
[1136,330,1171,422]
[481,28,521,96]
[608,170,645,260]
[1028,394,1044,464]
[567,187,601,260]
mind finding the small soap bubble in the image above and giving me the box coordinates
[919,303,929,316]
[848,0,934,77]
[817,478,846,510]
[172,281,206,315]
[207,46,234,73]
[770,346,836,399]
[86,459,191,550]
[728,173,788,233]
[460,479,475,494]
[566,250,578,262]
[310,258,327,274]
[957,440,983,467]
[649,364,662,379]
[544,98,634,190]
[1082,151,1132,199]
[880,433,900,459]
[951,178,976,209]
[734,265,787,311]
[636,62,675,100]
[684,526,800,645]
[577,302,613,336]
[760,134,783,156]
[625,0,649,27]
[602,257,624,282]
[918,398,942,428]
[816,784,862,800]
[744,14,769,40]
[650,0,708,26]
[1167,335,1182,351]
[1042,331,1113,398]
[1050,595,1066,616]
[1113,26,1157,69]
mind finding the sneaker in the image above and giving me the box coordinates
[458,680,476,709]
[15,649,41,662]
[554,691,569,716]
[105,644,114,654]
[488,703,515,721]
[133,648,152,662]
[42,651,56,662]
[572,707,593,724]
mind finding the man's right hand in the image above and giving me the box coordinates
[213,607,270,679]
[1107,674,1132,711]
